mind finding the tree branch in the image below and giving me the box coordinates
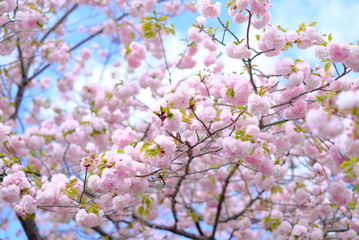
[210,163,238,239]
[219,191,264,223]
[91,226,114,240]
[133,215,207,240]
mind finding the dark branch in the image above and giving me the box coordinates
[17,214,43,240]
[133,215,207,240]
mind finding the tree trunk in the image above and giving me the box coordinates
[17,215,42,240]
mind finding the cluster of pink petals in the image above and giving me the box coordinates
[315,43,359,72]
[197,0,221,18]
[41,39,71,66]
[225,41,251,59]
[75,209,104,227]
[0,0,16,14]
[306,109,344,138]
[123,42,147,68]
[328,182,352,206]
[128,0,157,18]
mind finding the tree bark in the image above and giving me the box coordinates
[17,214,42,240]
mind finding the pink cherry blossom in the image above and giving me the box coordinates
[247,94,270,117]
[328,182,352,205]
[0,184,21,202]
[123,42,146,68]
[328,42,351,62]
[197,0,221,18]
[222,136,254,159]
[112,127,136,149]
[75,209,104,227]
[336,90,359,109]
[225,41,252,59]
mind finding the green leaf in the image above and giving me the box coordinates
[144,148,160,158]
[105,92,113,99]
[62,129,75,138]
[277,25,288,32]
[33,178,43,188]
[115,80,124,87]
[4,68,9,77]
[140,16,152,23]
[44,135,55,144]
[140,142,150,152]
[225,20,230,28]
[352,156,359,163]
[125,45,131,55]
[226,87,235,98]
[271,185,283,194]
[141,194,153,205]
[208,176,217,184]
[258,87,267,96]
[24,164,34,173]
[7,155,20,165]
[186,209,199,222]
[167,111,174,119]
[99,236,110,240]
[158,15,167,22]
[340,161,352,169]
[324,61,331,72]
[294,126,304,133]
[137,206,145,216]
[170,24,175,34]
[69,178,77,185]
[144,209,150,218]
[189,97,196,107]
[87,204,101,215]
[316,94,327,103]
[309,21,317,27]
[226,0,236,8]
[164,26,175,35]
[25,3,41,12]
[214,194,221,201]
[249,147,255,156]
[344,167,353,175]
[144,30,155,39]
[352,107,359,116]
[65,187,78,198]
[263,217,281,232]
[235,129,245,138]
[270,218,281,231]
[348,200,356,209]
[262,145,271,153]
[138,206,150,218]
[298,22,306,32]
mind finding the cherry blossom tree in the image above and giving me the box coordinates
[0,0,359,239]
